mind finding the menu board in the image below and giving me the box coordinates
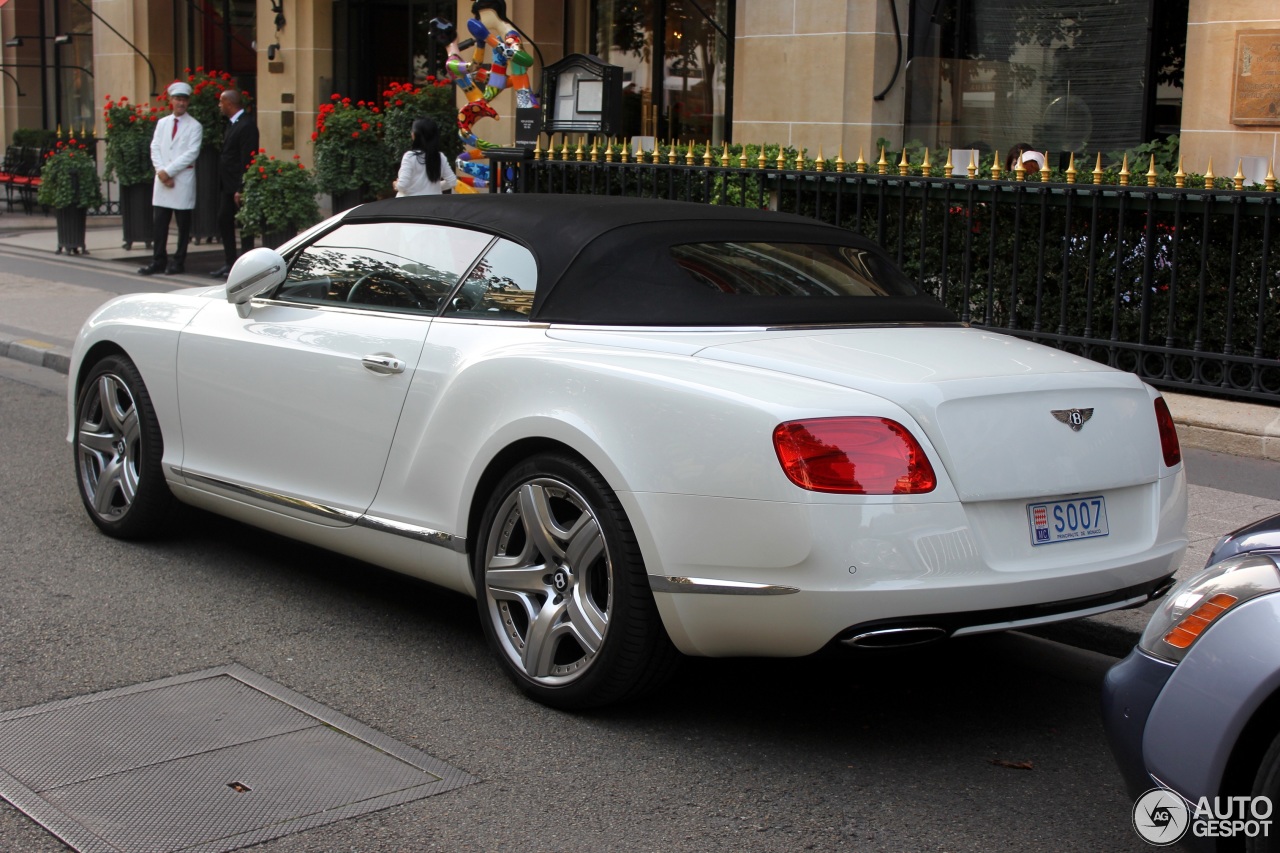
[1232,30,1280,126]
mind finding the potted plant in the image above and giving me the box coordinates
[312,94,395,211]
[37,139,104,254]
[380,78,461,167]
[102,95,157,249]
[235,149,320,248]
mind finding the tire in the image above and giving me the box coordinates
[474,453,679,709]
[73,354,174,539]
[1247,731,1280,853]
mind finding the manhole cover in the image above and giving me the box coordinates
[0,665,476,853]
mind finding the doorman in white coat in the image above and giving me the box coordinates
[138,81,204,275]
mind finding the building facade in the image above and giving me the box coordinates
[1,1,1276,181]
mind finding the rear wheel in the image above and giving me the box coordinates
[74,354,174,539]
[475,453,678,709]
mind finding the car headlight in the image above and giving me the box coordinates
[1140,554,1280,663]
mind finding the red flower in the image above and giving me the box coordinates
[351,131,359,138]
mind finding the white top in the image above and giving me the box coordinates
[395,151,457,197]
[150,112,203,210]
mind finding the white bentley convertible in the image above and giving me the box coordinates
[69,195,1188,708]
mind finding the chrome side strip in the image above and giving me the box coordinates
[648,576,800,596]
[354,514,466,552]
[173,468,466,553]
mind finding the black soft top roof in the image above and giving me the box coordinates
[346,194,957,326]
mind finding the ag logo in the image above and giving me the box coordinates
[1133,788,1190,845]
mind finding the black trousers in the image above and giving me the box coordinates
[151,206,192,266]
[216,191,254,266]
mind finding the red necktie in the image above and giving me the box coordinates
[172,118,178,140]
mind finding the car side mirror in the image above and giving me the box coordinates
[226,247,288,317]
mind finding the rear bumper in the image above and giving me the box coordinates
[625,473,1187,657]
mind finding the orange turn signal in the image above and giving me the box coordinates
[1163,593,1238,649]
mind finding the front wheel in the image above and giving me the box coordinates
[1247,731,1280,853]
[475,453,678,709]
[74,354,174,539]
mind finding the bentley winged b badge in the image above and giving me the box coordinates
[1051,408,1094,432]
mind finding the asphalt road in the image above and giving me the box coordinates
[1,360,1248,852]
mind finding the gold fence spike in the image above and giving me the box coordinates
[1014,160,1026,182]
[1147,154,1158,187]
[815,146,825,172]
[577,136,587,161]
[605,138,614,163]
[685,142,695,165]
[718,144,728,168]
[1066,152,1077,184]
[1092,152,1104,185]
[1204,157,1215,190]
[943,149,953,177]
[877,145,888,175]
[991,151,1002,181]
[561,136,571,160]
[856,147,867,173]
[776,146,787,170]
[56,124,63,139]
[1040,152,1050,182]
[921,148,932,177]
[1267,160,1276,192]
[1175,155,1185,188]
[1234,159,1246,190]
[532,136,542,160]
[898,147,910,176]
[967,150,977,179]
[668,141,678,165]
[589,138,599,162]
[738,146,748,168]
[758,144,767,170]
[835,146,845,172]
[1119,154,1130,186]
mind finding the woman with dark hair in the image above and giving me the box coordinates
[394,117,457,196]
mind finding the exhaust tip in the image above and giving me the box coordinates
[842,625,948,649]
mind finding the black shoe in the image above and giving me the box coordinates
[137,261,165,276]
[210,265,232,278]
[164,262,185,275]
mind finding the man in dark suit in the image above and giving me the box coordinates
[211,89,259,278]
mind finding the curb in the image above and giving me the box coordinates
[1,334,71,376]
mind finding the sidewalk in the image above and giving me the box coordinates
[1,211,1278,462]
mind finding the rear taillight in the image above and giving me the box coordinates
[1154,397,1181,467]
[773,417,937,494]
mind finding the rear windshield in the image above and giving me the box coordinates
[670,242,921,298]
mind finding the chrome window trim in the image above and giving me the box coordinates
[174,468,466,553]
[249,297,438,321]
[648,576,799,596]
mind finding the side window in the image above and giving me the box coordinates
[443,238,538,320]
[274,222,492,315]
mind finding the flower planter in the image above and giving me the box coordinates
[119,182,153,250]
[55,206,89,255]
[192,146,220,243]
[331,188,365,214]
[261,228,298,250]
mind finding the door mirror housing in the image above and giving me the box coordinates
[226,248,288,316]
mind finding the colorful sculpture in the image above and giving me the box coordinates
[444,0,538,191]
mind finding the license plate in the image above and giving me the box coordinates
[1027,496,1109,546]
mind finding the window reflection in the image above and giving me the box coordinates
[276,222,491,315]
[444,239,538,319]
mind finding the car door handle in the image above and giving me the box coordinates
[361,355,406,375]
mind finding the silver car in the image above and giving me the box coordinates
[1103,512,1280,850]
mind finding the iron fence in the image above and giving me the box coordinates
[504,153,1280,405]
